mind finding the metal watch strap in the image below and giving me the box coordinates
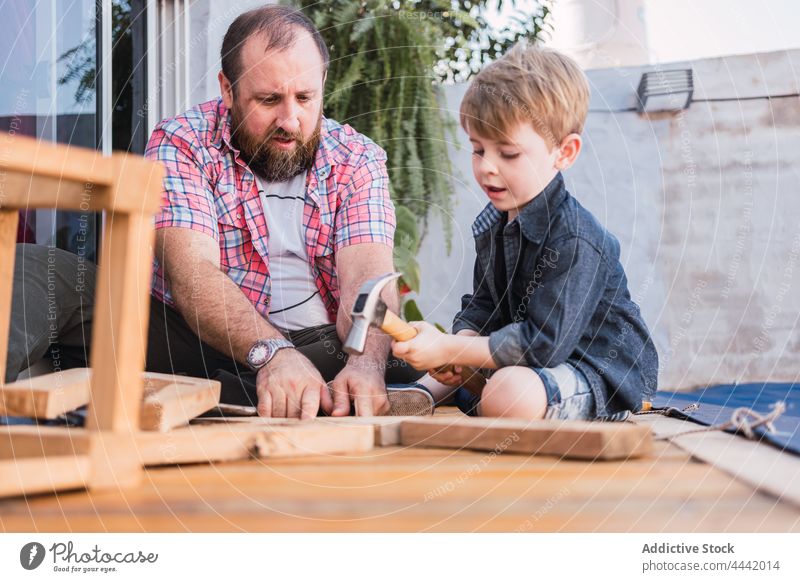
[246,338,295,372]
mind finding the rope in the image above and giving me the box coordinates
[642,402,786,442]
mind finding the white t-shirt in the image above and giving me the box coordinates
[255,172,330,331]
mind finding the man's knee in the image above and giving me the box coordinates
[480,367,548,419]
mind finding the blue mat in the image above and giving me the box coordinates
[653,383,800,456]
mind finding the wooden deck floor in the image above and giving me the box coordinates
[2,409,799,532]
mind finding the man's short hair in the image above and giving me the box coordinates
[221,5,329,91]
[459,42,590,147]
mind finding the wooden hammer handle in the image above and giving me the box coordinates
[380,310,418,341]
[381,310,488,396]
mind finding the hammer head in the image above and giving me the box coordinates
[342,272,401,355]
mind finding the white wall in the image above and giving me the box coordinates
[645,0,800,64]
[416,49,800,391]
[546,0,649,69]
[188,0,275,105]
[544,0,800,68]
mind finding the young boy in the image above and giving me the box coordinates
[392,43,658,421]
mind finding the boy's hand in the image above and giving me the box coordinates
[391,321,453,370]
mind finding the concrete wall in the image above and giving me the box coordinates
[417,49,800,391]
[188,0,275,105]
[546,0,649,69]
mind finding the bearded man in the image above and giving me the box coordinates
[4,5,426,418]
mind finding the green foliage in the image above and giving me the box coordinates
[394,204,421,291]
[403,299,425,322]
[297,0,551,322]
[434,0,552,83]
[297,0,461,243]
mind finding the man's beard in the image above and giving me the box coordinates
[230,102,321,182]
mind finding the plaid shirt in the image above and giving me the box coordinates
[145,98,395,320]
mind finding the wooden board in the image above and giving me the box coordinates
[633,413,800,508]
[0,425,90,459]
[0,422,373,465]
[0,210,20,385]
[0,133,164,214]
[314,416,410,446]
[85,212,154,433]
[193,415,410,446]
[0,455,92,498]
[138,423,373,465]
[400,417,653,460]
[0,368,92,419]
[140,373,221,432]
[0,425,140,495]
[0,369,220,430]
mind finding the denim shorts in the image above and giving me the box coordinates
[454,362,597,421]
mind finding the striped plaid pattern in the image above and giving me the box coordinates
[146,98,396,320]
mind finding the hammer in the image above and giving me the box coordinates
[343,272,486,395]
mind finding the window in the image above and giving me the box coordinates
[0,0,148,258]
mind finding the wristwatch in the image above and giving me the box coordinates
[246,338,295,371]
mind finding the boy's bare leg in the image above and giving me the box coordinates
[479,367,548,419]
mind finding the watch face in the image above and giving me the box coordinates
[248,343,271,367]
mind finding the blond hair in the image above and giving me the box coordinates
[459,42,590,147]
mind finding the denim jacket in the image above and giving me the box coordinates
[452,173,659,417]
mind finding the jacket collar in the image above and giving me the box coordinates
[472,172,567,244]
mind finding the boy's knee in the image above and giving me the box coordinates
[480,367,548,419]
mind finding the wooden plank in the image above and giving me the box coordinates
[0,370,220,428]
[0,368,91,418]
[192,415,411,446]
[0,425,90,460]
[0,134,164,214]
[633,414,800,507]
[0,172,113,213]
[400,417,653,460]
[86,212,155,433]
[250,423,374,458]
[140,373,221,432]
[111,154,165,214]
[0,455,91,498]
[0,132,113,186]
[314,416,410,446]
[0,428,142,495]
[0,422,371,479]
[86,430,142,490]
[136,423,373,465]
[0,210,20,385]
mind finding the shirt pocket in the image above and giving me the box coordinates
[217,204,254,274]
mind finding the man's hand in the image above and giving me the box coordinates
[429,365,465,388]
[391,321,455,371]
[328,362,389,417]
[256,349,330,419]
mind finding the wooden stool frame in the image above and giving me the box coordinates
[0,133,164,496]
